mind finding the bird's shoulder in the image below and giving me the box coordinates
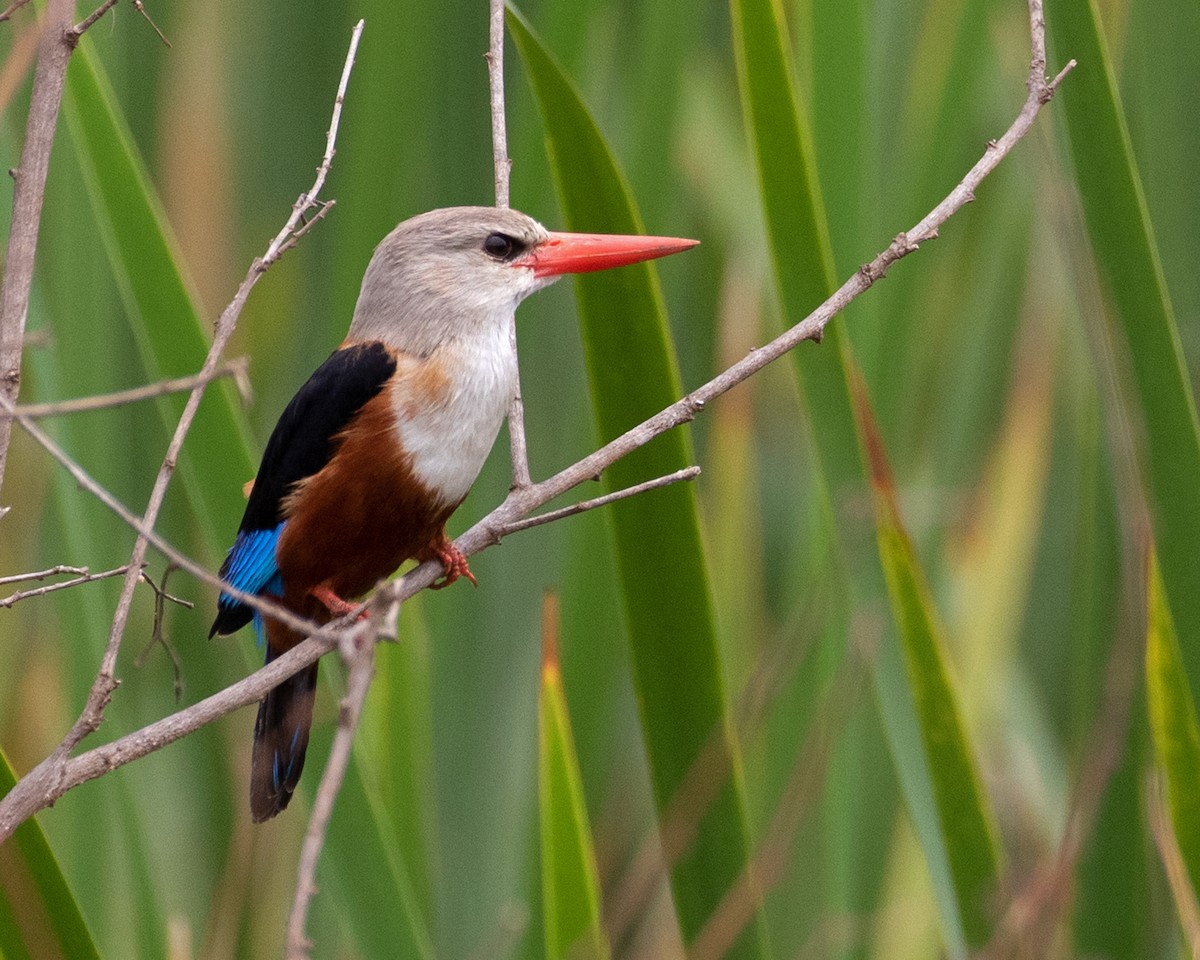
[238,341,401,532]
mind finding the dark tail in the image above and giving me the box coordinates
[250,648,318,822]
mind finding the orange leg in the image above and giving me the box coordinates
[308,581,367,620]
[418,533,477,590]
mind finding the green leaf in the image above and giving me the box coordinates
[0,749,103,960]
[1045,0,1200,711]
[539,624,610,960]
[508,8,766,957]
[1146,551,1200,898]
[63,37,258,538]
[852,379,1001,945]
[730,0,996,951]
[305,727,437,960]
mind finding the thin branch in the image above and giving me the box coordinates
[0,0,32,22]
[0,0,77,503]
[0,563,91,586]
[0,565,131,608]
[67,0,118,41]
[0,385,324,646]
[499,465,700,535]
[0,23,366,843]
[5,357,250,419]
[373,0,1077,607]
[134,564,187,703]
[64,16,364,761]
[486,0,511,209]
[130,0,170,48]
[263,21,362,268]
[486,0,531,492]
[286,632,377,959]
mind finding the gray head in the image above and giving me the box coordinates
[348,207,551,356]
[348,205,699,357]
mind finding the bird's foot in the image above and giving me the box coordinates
[309,582,367,620]
[419,536,477,590]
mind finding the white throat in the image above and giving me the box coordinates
[390,312,519,506]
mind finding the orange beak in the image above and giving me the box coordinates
[527,231,699,278]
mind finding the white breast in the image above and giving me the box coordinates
[391,321,518,506]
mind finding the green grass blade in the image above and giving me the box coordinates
[0,750,103,960]
[852,379,1001,945]
[304,728,437,960]
[63,37,258,538]
[539,623,610,960]
[1045,0,1200,709]
[1146,552,1200,897]
[730,0,993,950]
[508,9,766,957]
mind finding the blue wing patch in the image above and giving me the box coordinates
[210,524,285,641]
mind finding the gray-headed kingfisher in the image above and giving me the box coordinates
[210,206,697,821]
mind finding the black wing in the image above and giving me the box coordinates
[210,341,398,636]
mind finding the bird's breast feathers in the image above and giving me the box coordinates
[389,322,518,506]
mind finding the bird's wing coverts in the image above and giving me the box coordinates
[210,341,398,636]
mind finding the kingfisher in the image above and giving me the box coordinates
[209,206,697,821]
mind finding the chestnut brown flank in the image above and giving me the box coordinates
[269,383,456,651]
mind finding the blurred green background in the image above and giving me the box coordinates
[2,0,1199,957]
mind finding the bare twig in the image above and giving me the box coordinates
[486,0,532,492]
[486,0,511,208]
[68,0,118,41]
[65,16,363,760]
[0,565,131,608]
[0,563,91,586]
[286,628,377,959]
[499,465,700,535]
[0,0,32,23]
[0,22,365,843]
[0,0,77,503]
[134,564,187,702]
[5,358,250,419]
[130,0,170,47]
[499,463,700,532]
[0,394,321,638]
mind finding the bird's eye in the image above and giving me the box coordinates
[483,232,519,260]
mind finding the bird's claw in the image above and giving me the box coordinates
[421,538,477,590]
[309,582,368,620]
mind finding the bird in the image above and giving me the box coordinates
[209,205,698,821]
